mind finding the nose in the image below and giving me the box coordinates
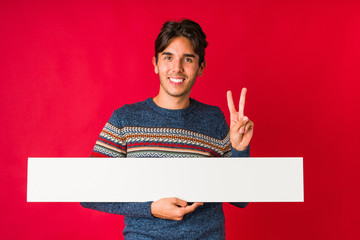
[172,59,184,73]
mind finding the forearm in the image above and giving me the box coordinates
[229,144,250,207]
[230,144,250,157]
[80,202,154,218]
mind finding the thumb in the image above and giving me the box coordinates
[231,116,248,133]
[173,198,188,208]
[184,202,203,214]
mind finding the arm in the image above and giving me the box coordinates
[80,202,154,218]
[219,116,250,208]
[226,88,254,208]
[229,145,250,208]
[81,199,203,220]
[80,111,155,218]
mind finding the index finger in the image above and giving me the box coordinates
[239,88,247,118]
[227,91,236,114]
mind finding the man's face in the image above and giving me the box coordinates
[153,36,206,100]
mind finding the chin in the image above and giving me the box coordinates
[166,90,189,98]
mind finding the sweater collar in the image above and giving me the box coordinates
[145,97,197,117]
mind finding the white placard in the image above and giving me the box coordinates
[27,157,303,202]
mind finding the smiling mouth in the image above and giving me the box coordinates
[168,77,185,85]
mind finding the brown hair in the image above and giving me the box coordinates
[154,19,208,66]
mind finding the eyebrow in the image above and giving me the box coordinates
[162,52,173,56]
[161,52,196,58]
[184,54,196,58]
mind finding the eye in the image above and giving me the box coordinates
[183,58,193,63]
[165,56,172,60]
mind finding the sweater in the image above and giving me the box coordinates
[81,98,250,240]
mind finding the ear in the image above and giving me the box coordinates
[152,57,159,74]
[197,60,206,77]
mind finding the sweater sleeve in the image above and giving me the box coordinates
[90,111,127,158]
[229,145,250,208]
[229,144,250,208]
[81,110,155,218]
[218,111,250,208]
[80,202,154,218]
[230,144,250,157]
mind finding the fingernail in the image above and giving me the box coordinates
[239,128,244,134]
[243,116,248,121]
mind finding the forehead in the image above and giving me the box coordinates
[162,36,197,56]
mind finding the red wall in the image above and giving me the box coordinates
[1,0,359,239]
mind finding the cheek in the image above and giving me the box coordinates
[188,66,200,75]
[159,65,170,74]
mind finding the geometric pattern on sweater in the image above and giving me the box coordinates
[92,123,232,158]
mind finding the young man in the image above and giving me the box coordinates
[81,19,254,239]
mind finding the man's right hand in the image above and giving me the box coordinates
[151,197,203,221]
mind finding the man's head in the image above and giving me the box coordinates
[152,19,208,108]
[154,19,208,67]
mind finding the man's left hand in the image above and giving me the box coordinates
[227,88,254,151]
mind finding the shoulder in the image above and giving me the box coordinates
[189,99,228,139]
[109,99,150,126]
[191,99,225,119]
[114,100,147,114]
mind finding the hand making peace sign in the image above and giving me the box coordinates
[227,88,254,151]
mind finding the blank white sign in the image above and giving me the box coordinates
[27,157,303,202]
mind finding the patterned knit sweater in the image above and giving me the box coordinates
[81,98,250,240]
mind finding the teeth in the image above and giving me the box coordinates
[169,78,184,83]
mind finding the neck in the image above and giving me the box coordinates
[153,94,190,110]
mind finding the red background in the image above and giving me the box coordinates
[1,0,359,239]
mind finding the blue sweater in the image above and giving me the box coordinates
[81,98,249,239]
